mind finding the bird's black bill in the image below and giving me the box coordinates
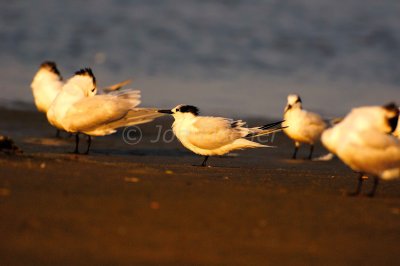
[158,109,173,114]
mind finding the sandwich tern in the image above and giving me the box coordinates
[159,105,285,166]
[31,61,64,114]
[283,94,327,160]
[322,103,400,197]
[47,68,162,154]
[31,61,132,136]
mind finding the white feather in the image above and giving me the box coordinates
[168,105,281,156]
[322,105,400,180]
[47,74,162,136]
[31,66,63,113]
[31,62,133,114]
[283,95,327,146]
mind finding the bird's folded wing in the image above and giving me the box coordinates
[344,131,400,169]
[304,111,326,127]
[64,95,133,132]
[187,117,243,149]
[358,130,400,152]
[103,108,163,128]
[299,111,327,140]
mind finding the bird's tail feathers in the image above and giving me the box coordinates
[232,138,274,150]
[108,89,141,107]
[247,120,286,138]
[122,108,163,127]
[103,108,162,130]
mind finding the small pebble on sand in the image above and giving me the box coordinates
[150,201,160,210]
[124,177,140,183]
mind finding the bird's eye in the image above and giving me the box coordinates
[176,108,180,112]
[91,88,96,92]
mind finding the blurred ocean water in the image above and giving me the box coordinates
[0,0,399,118]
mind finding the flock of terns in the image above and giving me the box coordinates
[29,61,400,197]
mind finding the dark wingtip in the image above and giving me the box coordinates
[383,103,399,133]
[74,68,96,85]
[383,102,398,112]
[40,61,62,80]
[259,120,285,130]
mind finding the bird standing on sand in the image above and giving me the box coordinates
[47,68,162,154]
[283,94,327,160]
[31,61,132,137]
[158,105,285,166]
[322,103,400,197]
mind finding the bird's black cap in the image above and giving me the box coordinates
[40,61,62,80]
[178,105,199,116]
[75,68,96,86]
[383,102,399,133]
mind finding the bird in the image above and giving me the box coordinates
[31,61,132,137]
[321,103,400,197]
[158,104,285,166]
[31,61,64,114]
[283,94,327,160]
[47,68,163,154]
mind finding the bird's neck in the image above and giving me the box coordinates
[31,71,61,90]
[172,115,196,135]
[50,84,85,115]
[294,104,303,110]
[285,106,302,117]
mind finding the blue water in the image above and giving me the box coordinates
[0,0,399,118]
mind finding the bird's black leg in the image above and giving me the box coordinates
[308,145,314,160]
[347,173,364,196]
[84,135,92,155]
[201,156,209,167]
[366,176,379,197]
[55,129,61,138]
[292,144,299,159]
[74,133,80,154]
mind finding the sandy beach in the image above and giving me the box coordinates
[0,107,399,265]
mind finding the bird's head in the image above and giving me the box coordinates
[35,61,63,81]
[382,102,399,134]
[285,94,302,113]
[158,104,200,119]
[67,68,97,97]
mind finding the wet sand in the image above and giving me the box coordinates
[0,108,399,265]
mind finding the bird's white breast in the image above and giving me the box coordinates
[47,85,85,132]
[283,108,326,144]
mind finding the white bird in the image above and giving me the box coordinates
[31,61,132,136]
[47,68,163,154]
[31,61,64,114]
[322,103,400,197]
[283,94,327,160]
[158,105,285,166]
